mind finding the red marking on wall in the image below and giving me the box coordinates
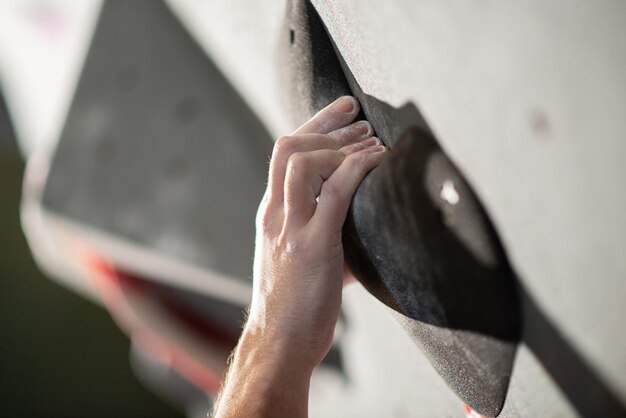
[76,245,223,395]
[463,403,487,418]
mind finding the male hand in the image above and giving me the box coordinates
[247,95,386,367]
[213,96,386,418]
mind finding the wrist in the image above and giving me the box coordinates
[214,326,312,418]
[238,321,317,378]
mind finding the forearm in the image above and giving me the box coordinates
[211,96,385,417]
[212,325,313,418]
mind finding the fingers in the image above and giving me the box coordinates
[263,95,384,236]
[293,96,360,135]
[283,149,346,227]
[327,120,373,145]
[267,121,373,205]
[312,145,387,232]
[267,135,331,206]
[283,137,381,227]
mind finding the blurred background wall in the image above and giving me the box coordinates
[0,106,181,417]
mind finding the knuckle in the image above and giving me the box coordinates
[256,193,283,236]
[276,231,307,255]
[324,132,341,147]
[256,204,275,234]
[274,135,297,156]
[287,152,311,172]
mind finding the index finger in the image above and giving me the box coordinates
[293,96,360,135]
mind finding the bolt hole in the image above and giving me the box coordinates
[289,28,295,45]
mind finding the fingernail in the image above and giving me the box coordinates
[355,120,373,137]
[373,145,387,152]
[335,96,356,113]
[360,136,380,147]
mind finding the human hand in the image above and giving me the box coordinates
[245,95,387,370]
[212,96,386,418]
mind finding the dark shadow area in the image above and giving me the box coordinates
[521,289,626,418]
[344,114,520,341]
[341,105,519,417]
[282,0,354,126]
